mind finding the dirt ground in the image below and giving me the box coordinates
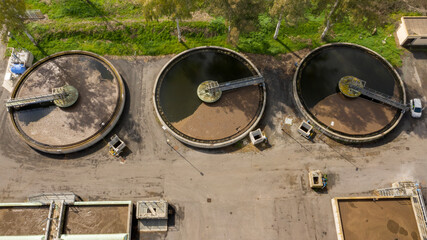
[63,205,129,234]
[0,206,49,235]
[0,44,426,240]
[338,198,419,240]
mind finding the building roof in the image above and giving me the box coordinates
[403,16,427,36]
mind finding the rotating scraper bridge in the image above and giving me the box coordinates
[197,75,264,103]
[6,85,79,110]
[339,76,409,111]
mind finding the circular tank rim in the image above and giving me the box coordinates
[153,46,267,148]
[9,50,126,154]
[292,43,406,143]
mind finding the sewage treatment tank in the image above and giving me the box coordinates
[293,43,405,143]
[9,51,125,154]
[154,46,266,148]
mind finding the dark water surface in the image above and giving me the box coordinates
[158,50,255,123]
[299,46,399,109]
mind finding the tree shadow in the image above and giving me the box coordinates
[83,0,124,30]
[35,44,48,58]
[180,41,190,49]
[31,69,138,160]
[275,38,302,60]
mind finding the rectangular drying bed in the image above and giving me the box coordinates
[0,202,51,240]
[331,196,425,240]
[60,201,133,240]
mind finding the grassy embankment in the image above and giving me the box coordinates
[8,0,410,66]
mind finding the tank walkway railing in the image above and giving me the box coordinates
[6,89,66,109]
[375,187,406,197]
[416,184,427,237]
[349,83,407,110]
[28,192,76,204]
[208,75,264,92]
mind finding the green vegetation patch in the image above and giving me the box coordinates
[11,1,406,66]
[26,0,144,20]
[9,20,231,60]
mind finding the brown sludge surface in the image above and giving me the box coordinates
[172,85,261,140]
[0,206,49,235]
[63,205,128,234]
[14,54,120,146]
[339,198,420,240]
[311,93,397,135]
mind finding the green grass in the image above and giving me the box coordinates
[10,1,407,66]
[10,20,232,61]
[26,0,144,20]
[238,14,324,55]
[329,22,403,66]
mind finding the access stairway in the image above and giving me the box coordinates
[208,75,264,93]
[348,80,408,110]
[6,87,67,109]
[28,192,77,204]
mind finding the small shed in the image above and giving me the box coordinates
[136,200,169,232]
[396,16,427,46]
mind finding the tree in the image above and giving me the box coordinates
[141,0,201,21]
[269,0,312,39]
[140,0,202,41]
[397,0,426,14]
[314,0,406,41]
[204,0,270,44]
[0,0,26,43]
[317,0,341,41]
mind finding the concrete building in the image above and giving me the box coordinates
[396,16,427,46]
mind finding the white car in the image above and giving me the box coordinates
[410,98,422,118]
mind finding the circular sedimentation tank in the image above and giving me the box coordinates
[154,46,266,148]
[293,43,405,143]
[9,50,125,154]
